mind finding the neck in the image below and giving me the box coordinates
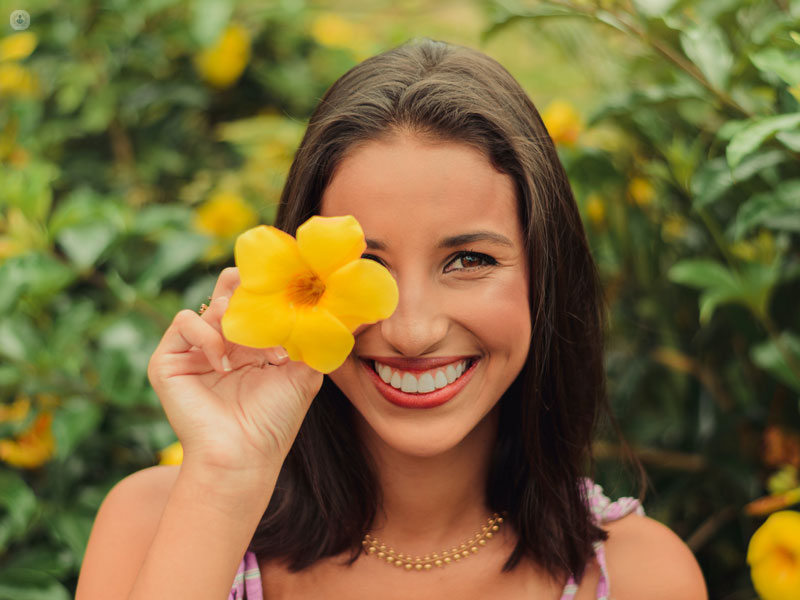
[358,407,500,556]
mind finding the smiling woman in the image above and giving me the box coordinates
[76,37,708,600]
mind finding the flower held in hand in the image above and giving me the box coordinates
[221,215,398,374]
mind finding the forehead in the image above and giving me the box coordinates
[319,135,521,244]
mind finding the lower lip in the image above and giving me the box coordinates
[361,359,479,409]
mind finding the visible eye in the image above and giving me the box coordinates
[445,251,498,273]
[360,251,498,272]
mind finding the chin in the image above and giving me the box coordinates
[352,406,497,461]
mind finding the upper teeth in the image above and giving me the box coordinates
[373,359,472,394]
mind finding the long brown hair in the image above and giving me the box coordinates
[248,37,645,585]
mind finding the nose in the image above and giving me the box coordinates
[376,272,449,356]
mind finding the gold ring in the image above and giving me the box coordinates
[198,295,213,315]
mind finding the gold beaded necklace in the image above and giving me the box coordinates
[362,512,505,572]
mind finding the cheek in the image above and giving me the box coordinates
[454,274,531,352]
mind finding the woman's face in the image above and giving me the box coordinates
[321,133,531,458]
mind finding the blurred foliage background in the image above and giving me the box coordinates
[0,0,798,598]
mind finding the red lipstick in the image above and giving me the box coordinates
[361,358,479,409]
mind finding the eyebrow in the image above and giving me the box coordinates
[365,231,515,251]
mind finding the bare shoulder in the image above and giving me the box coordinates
[75,465,181,599]
[602,513,708,600]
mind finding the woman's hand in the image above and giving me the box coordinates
[147,267,324,480]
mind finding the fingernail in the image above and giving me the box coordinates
[222,355,232,371]
[275,348,288,360]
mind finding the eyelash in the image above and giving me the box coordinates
[361,250,498,273]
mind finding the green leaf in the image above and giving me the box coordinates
[56,222,117,270]
[190,0,233,46]
[0,252,77,313]
[726,112,800,168]
[0,315,41,363]
[691,149,787,208]
[776,129,800,152]
[667,259,779,323]
[0,546,72,579]
[135,231,211,296]
[679,25,734,91]
[48,509,94,563]
[730,179,800,239]
[750,47,800,86]
[751,333,800,392]
[0,568,71,600]
[668,259,739,291]
[51,398,103,460]
[632,0,679,18]
[0,469,37,551]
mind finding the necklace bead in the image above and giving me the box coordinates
[362,512,505,572]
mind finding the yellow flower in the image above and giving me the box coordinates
[661,213,688,241]
[628,177,655,207]
[0,411,56,469]
[194,24,251,89]
[0,62,38,97]
[193,191,258,238]
[221,215,399,374]
[309,13,372,58]
[585,193,606,227]
[748,510,800,600]
[0,396,31,423]
[0,32,37,62]
[541,100,582,147]
[158,440,184,466]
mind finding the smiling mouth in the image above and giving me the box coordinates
[365,357,478,394]
[360,357,480,409]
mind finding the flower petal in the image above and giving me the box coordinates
[235,225,309,294]
[296,215,366,281]
[285,307,354,373]
[221,287,296,348]
[318,259,399,326]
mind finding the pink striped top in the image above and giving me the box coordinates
[228,477,645,599]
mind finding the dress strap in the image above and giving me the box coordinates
[559,477,646,600]
[228,551,263,600]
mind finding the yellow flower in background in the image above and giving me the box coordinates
[0,411,55,469]
[662,213,689,241]
[748,510,800,600]
[628,176,655,207]
[731,230,776,264]
[585,193,606,228]
[0,32,37,62]
[0,62,38,97]
[309,13,373,60]
[221,215,399,374]
[194,24,251,89]
[541,100,582,147]
[193,191,258,238]
[193,191,259,262]
[158,440,183,466]
[0,396,30,423]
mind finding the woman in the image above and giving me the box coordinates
[76,38,707,599]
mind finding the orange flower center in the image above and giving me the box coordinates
[287,271,326,307]
[775,544,798,570]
